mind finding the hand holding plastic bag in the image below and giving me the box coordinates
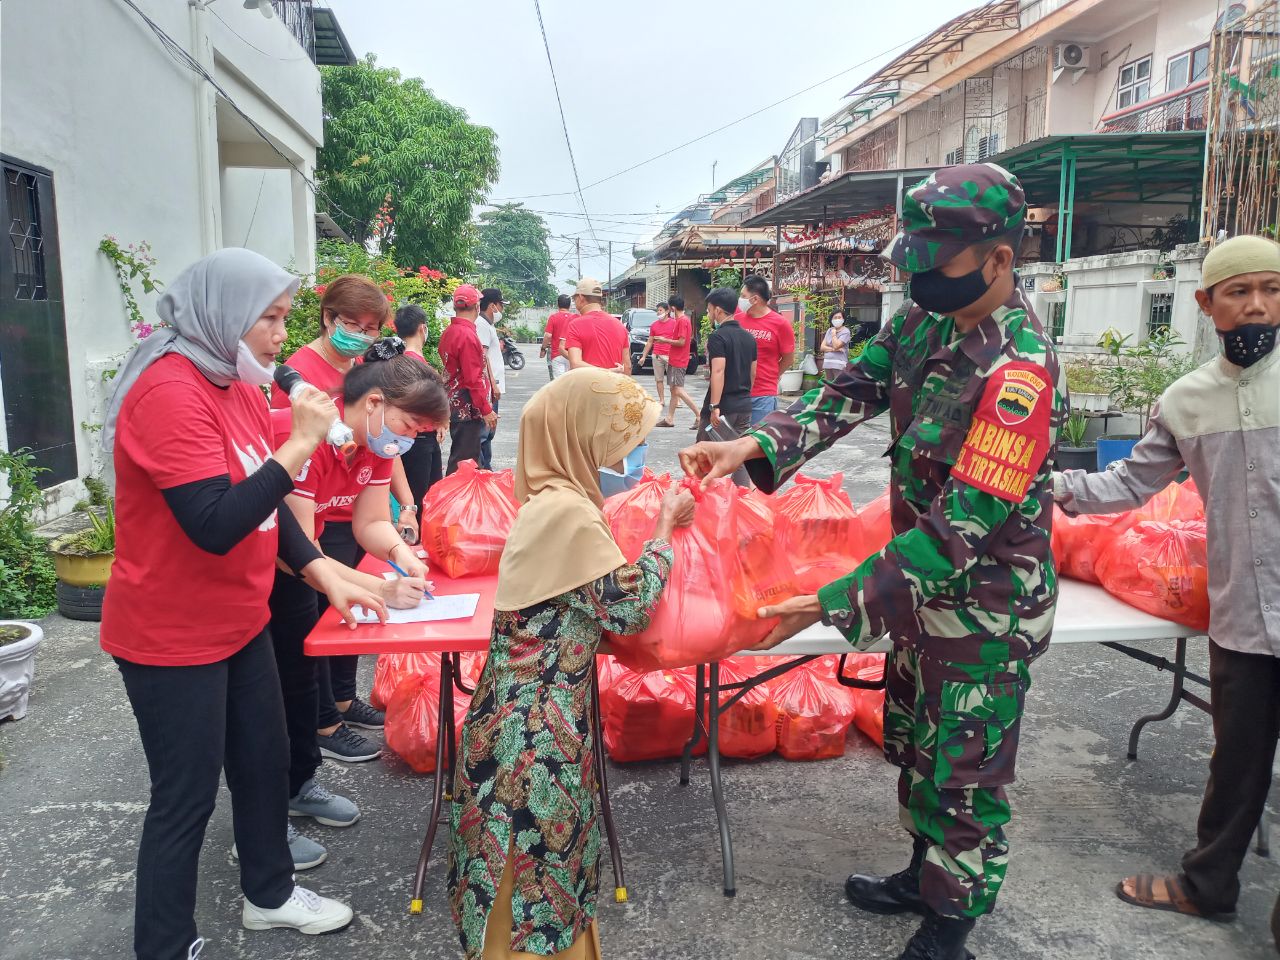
[602,469,672,563]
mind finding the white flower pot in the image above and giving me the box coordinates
[0,621,43,721]
[779,369,805,394]
[1070,392,1110,413]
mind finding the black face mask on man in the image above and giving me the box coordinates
[1217,322,1279,368]
[908,253,996,315]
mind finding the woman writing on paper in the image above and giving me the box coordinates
[267,337,449,868]
[447,369,696,960]
[101,248,387,958]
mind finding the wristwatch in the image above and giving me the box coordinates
[401,505,417,515]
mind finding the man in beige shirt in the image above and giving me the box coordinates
[1054,236,1280,932]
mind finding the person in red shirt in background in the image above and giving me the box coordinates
[268,338,448,869]
[269,275,417,759]
[395,303,446,513]
[541,294,575,381]
[440,284,497,474]
[637,301,672,408]
[656,294,701,429]
[736,274,796,424]
[102,249,386,956]
[565,277,630,372]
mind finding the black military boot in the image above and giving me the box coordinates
[897,911,977,960]
[844,834,928,915]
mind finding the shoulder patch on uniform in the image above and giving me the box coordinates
[951,361,1051,502]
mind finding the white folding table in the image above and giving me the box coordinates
[676,579,1210,897]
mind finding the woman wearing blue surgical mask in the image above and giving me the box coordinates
[266,337,449,871]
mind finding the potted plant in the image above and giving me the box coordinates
[1057,410,1096,471]
[48,502,115,621]
[1065,361,1110,413]
[0,620,44,721]
[1040,271,1066,293]
[1096,329,1194,470]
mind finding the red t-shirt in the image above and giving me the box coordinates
[270,404,393,541]
[649,316,675,358]
[666,313,693,368]
[544,311,575,357]
[102,355,279,666]
[566,310,629,370]
[737,308,796,397]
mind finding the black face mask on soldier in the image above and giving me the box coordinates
[908,253,996,315]
[1217,322,1279,368]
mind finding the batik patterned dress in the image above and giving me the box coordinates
[448,539,673,959]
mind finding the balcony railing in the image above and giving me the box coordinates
[270,0,317,62]
[1099,83,1209,134]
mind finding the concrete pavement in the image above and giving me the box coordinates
[0,346,1273,959]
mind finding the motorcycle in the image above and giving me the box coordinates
[501,335,525,370]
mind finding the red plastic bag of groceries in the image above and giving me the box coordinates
[1097,519,1210,631]
[772,663,857,761]
[371,652,441,710]
[422,460,519,577]
[845,657,887,748]
[603,470,672,563]
[731,483,799,618]
[601,665,702,763]
[1132,478,1204,524]
[1051,507,1133,584]
[607,479,776,670]
[716,658,779,760]
[774,473,864,593]
[384,673,443,774]
[857,490,893,555]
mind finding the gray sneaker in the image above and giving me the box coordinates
[231,822,326,871]
[289,778,360,827]
[317,723,381,763]
[340,696,385,730]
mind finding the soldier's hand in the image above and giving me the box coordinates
[678,436,762,490]
[753,595,824,650]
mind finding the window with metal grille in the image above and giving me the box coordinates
[1148,292,1173,337]
[1048,301,1066,343]
[5,167,47,300]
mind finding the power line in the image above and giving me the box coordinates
[531,0,601,254]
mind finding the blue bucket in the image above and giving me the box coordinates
[1096,437,1138,471]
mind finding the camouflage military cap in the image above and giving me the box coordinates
[883,162,1026,273]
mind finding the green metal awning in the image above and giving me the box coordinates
[986,132,1207,261]
[741,167,935,228]
[312,7,357,66]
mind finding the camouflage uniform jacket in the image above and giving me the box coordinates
[746,284,1066,665]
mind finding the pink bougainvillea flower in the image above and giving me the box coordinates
[314,284,327,295]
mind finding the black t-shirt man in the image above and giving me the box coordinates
[702,317,757,417]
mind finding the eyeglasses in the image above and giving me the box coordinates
[334,315,382,337]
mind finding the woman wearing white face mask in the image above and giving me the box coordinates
[101,248,386,959]
[819,309,853,382]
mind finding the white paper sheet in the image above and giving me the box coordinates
[352,593,480,625]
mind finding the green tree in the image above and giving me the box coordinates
[474,203,557,305]
[318,55,500,274]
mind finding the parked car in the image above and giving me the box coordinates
[624,307,702,376]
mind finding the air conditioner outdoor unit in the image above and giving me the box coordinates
[1054,42,1094,72]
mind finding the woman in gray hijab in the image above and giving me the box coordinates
[101,248,384,959]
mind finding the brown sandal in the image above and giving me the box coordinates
[1115,873,1236,922]
[656,420,675,428]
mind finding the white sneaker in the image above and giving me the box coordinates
[242,885,353,935]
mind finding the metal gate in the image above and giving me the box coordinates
[0,156,77,486]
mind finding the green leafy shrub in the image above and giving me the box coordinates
[0,449,57,619]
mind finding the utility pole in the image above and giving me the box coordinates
[712,160,718,188]
[607,240,613,307]
[575,238,581,279]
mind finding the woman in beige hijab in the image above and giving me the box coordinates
[447,369,694,960]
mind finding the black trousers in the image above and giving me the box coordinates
[115,630,293,960]
[479,396,500,470]
[448,416,484,475]
[1181,640,1280,913]
[268,570,325,796]
[401,432,443,514]
[315,521,366,727]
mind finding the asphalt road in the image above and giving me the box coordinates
[0,346,1273,960]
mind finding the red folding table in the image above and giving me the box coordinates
[304,556,627,914]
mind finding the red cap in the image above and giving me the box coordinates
[452,284,480,307]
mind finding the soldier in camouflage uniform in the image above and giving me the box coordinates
[680,163,1065,960]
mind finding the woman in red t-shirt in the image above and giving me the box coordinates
[270,275,419,757]
[268,337,449,852]
[102,249,387,957]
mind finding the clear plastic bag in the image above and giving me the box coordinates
[422,460,519,577]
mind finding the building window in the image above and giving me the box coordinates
[1148,292,1174,338]
[1167,45,1210,91]
[1118,56,1152,109]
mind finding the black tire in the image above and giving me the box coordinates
[56,581,105,622]
[505,351,526,370]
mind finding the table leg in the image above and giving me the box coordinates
[410,653,453,914]
[680,663,708,787]
[443,654,458,802]
[592,661,628,902]
[706,662,736,897]
[1257,816,1271,858]
[1126,637,1188,761]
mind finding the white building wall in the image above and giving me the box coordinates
[221,168,302,271]
[0,0,325,515]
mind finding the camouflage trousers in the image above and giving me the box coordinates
[882,644,1031,918]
